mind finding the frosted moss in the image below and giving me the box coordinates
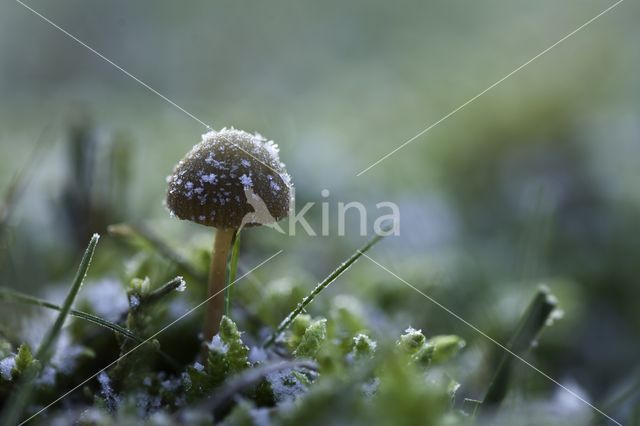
[293,319,327,359]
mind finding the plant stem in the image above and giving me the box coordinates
[203,228,236,342]
[225,231,242,317]
[481,285,558,410]
[263,231,388,348]
[143,276,186,306]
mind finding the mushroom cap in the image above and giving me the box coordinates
[166,128,292,229]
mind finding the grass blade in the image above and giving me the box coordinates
[481,285,558,409]
[35,234,100,362]
[1,233,100,426]
[0,280,187,372]
[225,230,241,316]
[263,231,389,348]
[143,276,187,306]
[0,288,139,343]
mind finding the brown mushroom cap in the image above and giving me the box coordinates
[166,128,292,229]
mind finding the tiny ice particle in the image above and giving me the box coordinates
[239,174,253,187]
[176,278,187,292]
[201,173,217,183]
[207,335,228,353]
[241,159,251,167]
[129,295,140,309]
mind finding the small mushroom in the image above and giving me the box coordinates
[166,127,292,341]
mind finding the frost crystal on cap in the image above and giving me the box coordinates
[165,127,292,229]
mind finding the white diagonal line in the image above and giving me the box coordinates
[14,0,287,179]
[359,251,622,426]
[14,0,211,129]
[18,250,283,425]
[356,0,625,176]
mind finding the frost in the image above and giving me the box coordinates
[201,173,217,183]
[80,279,129,322]
[50,333,87,374]
[176,278,187,292]
[161,378,181,392]
[201,130,218,143]
[36,366,57,386]
[241,159,251,167]
[0,356,16,380]
[352,334,377,358]
[263,140,280,159]
[98,371,120,412]
[193,361,204,372]
[361,377,380,398]
[248,346,267,363]
[267,370,307,403]
[398,327,426,354]
[239,174,253,188]
[270,181,281,192]
[185,181,194,190]
[207,335,228,354]
[129,295,140,309]
[546,308,565,326]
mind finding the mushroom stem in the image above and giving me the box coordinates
[203,227,236,342]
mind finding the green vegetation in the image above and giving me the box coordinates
[1,2,638,424]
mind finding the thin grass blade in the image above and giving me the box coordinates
[481,285,558,409]
[263,230,389,348]
[0,234,99,426]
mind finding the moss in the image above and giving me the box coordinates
[219,316,250,373]
[352,334,377,358]
[397,327,426,355]
[293,319,327,359]
[12,344,36,377]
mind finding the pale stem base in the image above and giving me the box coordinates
[202,228,235,343]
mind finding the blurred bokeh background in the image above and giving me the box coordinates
[1,0,639,422]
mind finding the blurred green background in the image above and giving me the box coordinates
[1,0,639,422]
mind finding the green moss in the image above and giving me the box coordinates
[397,327,426,355]
[293,319,327,359]
[12,344,35,376]
[352,333,377,358]
[287,314,311,351]
[219,316,250,373]
[428,335,466,364]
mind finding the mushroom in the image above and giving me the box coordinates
[166,127,292,341]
